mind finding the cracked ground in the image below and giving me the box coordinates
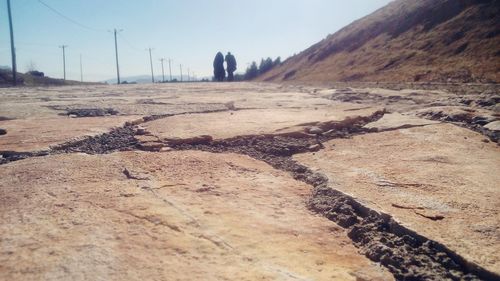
[0,82,499,280]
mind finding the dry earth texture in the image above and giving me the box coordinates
[0,82,499,281]
[258,0,500,83]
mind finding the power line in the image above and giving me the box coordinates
[168,59,173,82]
[113,29,122,84]
[7,0,17,85]
[37,0,105,32]
[179,64,183,82]
[147,48,154,83]
[59,45,68,80]
[159,58,166,83]
[80,54,83,82]
[118,33,143,52]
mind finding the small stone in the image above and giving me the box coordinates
[484,120,500,131]
[307,126,324,135]
[138,142,164,152]
[0,128,6,135]
[308,144,322,152]
[135,126,148,135]
[160,147,173,152]
[225,101,236,110]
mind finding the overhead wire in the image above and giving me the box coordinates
[37,0,106,32]
[118,33,145,53]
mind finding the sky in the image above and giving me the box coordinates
[0,0,393,82]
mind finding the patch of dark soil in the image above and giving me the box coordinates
[136,99,171,105]
[453,42,468,55]
[419,111,499,143]
[310,183,497,281]
[61,108,119,117]
[0,150,49,165]
[51,126,137,154]
[283,70,297,80]
[0,108,232,166]
[329,91,384,104]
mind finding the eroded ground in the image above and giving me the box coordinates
[0,82,499,280]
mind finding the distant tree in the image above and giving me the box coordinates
[233,74,245,81]
[213,52,226,82]
[239,56,282,81]
[225,52,237,82]
[26,60,37,72]
[274,56,281,67]
[244,62,259,80]
[27,70,44,77]
[258,57,274,74]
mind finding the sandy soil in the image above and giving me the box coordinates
[0,151,390,281]
[0,116,141,152]
[295,123,500,274]
[145,106,380,141]
[0,82,498,280]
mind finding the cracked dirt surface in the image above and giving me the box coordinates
[143,106,382,141]
[1,82,499,280]
[295,123,500,275]
[0,151,391,281]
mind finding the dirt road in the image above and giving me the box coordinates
[0,82,498,280]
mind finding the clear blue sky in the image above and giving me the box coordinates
[0,0,392,82]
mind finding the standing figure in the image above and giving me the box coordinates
[225,52,237,82]
[213,52,225,82]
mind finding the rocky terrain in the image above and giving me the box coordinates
[0,82,499,280]
[259,0,500,83]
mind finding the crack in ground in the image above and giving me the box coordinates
[167,112,496,281]
[1,106,498,280]
[0,108,230,165]
[417,112,499,144]
[325,88,499,144]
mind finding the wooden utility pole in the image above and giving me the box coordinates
[180,64,183,82]
[114,29,122,84]
[148,48,154,83]
[168,59,172,82]
[59,45,68,80]
[79,54,83,82]
[159,58,166,83]
[7,0,17,85]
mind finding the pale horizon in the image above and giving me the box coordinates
[0,0,392,82]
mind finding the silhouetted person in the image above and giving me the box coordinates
[213,52,225,82]
[225,52,237,82]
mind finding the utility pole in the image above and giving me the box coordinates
[79,54,83,82]
[147,48,154,83]
[168,59,172,82]
[113,28,122,84]
[7,0,17,86]
[159,58,166,83]
[180,64,183,82]
[59,45,68,80]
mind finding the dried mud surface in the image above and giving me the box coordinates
[0,82,499,280]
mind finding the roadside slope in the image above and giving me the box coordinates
[259,0,500,83]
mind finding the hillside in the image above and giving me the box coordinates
[0,69,97,87]
[259,0,500,83]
